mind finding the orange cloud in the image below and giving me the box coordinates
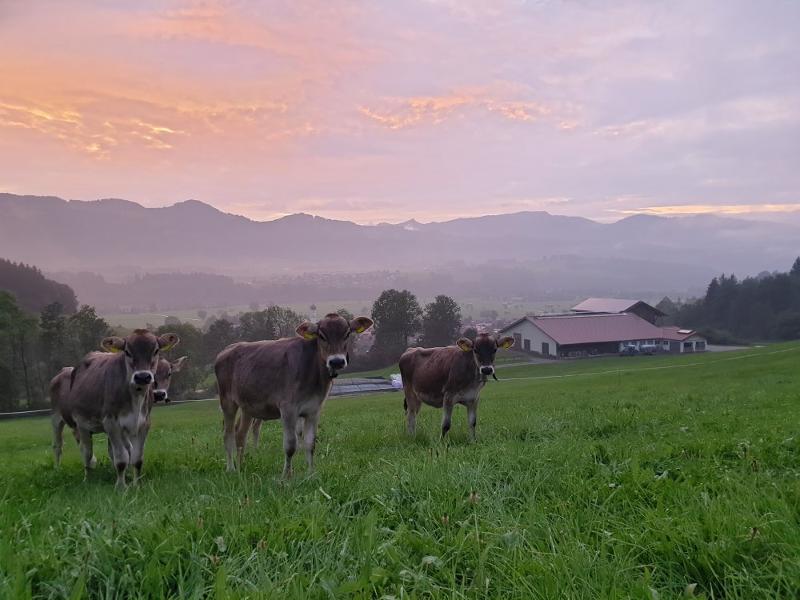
[359,90,567,130]
[618,203,800,216]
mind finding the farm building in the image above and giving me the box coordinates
[499,307,706,359]
[571,297,666,324]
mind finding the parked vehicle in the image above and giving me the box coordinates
[639,344,658,355]
[619,345,639,356]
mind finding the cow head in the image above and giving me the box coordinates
[101,329,180,393]
[296,313,374,378]
[456,333,515,380]
[153,355,188,404]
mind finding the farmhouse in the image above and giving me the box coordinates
[499,298,706,358]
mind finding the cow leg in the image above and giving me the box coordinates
[235,413,254,468]
[221,403,238,472]
[104,418,130,489]
[51,413,65,467]
[467,400,479,442]
[295,416,306,450]
[281,412,298,479]
[302,413,318,471]
[250,419,263,448]
[404,393,420,436]
[130,423,150,483]
[441,398,455,439]
[77,428,95,481]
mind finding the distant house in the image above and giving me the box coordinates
[499,305,705,358]
[571,297,666,324]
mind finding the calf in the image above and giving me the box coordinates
[215,313,373,476]
[57,329,179,487]
[399,333,514,440]
[50,355,187,468]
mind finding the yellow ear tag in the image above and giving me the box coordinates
[303,331,317,340]
[354,326,366,334]
[457,341,472,352]
[107,346,122,353]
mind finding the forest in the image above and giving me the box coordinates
[663,257,800,343]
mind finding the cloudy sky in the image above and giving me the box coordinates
[1,0,798,223]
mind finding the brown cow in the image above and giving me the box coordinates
[399,333,514,440]
[57,329,179,487]
[215,313,373,476]
[50,355,187,467]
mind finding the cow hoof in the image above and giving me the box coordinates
[89,455,98,469]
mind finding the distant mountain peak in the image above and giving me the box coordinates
[170,199,223,213]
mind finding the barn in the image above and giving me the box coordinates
[499,299,705,358]
[571,297,666,324]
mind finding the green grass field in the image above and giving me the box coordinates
[1,345,799,598]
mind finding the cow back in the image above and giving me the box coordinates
[400,345,477,396]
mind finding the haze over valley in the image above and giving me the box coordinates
[2,193,796,312]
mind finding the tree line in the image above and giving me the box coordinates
[0,270,464,411]
[662,257,800,343]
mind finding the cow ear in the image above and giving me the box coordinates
[456,337,474,352]
[350,316,373,334]
[171,356,188,372]
[296,321,318,340]
[101,336,125,353]
[496,336,515,350]
[158,333,180,351]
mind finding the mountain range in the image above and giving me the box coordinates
[1,193,798,304]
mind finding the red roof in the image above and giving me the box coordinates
[660,326,699,341]
[520,313,662,345]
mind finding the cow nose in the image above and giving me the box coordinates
[153,390,167,402]
[480,366,495,376]
[133,371,153,385]
[328,356,346,370]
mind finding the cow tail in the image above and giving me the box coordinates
[403,396,407,412]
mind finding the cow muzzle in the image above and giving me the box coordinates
[153,389,168,403]
[479,365,499,381]
[326,354,347,378]
[132,371,153,386]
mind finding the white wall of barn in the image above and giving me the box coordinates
[503,319,559,357]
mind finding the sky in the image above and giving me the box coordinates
[0,0,798,224]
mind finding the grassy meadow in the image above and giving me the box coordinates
[1,344,799,598]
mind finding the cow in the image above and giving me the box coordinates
[50,354,187,468]
[399,333,515,440]
[215,313,373,477]
[56,329,180,487]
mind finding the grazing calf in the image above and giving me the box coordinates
[399,333,514,440]
[58,329,179,487]
[215,313,373,477]
[50,355,187,468]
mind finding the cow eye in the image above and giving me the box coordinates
[124,349,132,358]
[318,331,328,342]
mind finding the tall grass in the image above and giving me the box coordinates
[1,344,798,598]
